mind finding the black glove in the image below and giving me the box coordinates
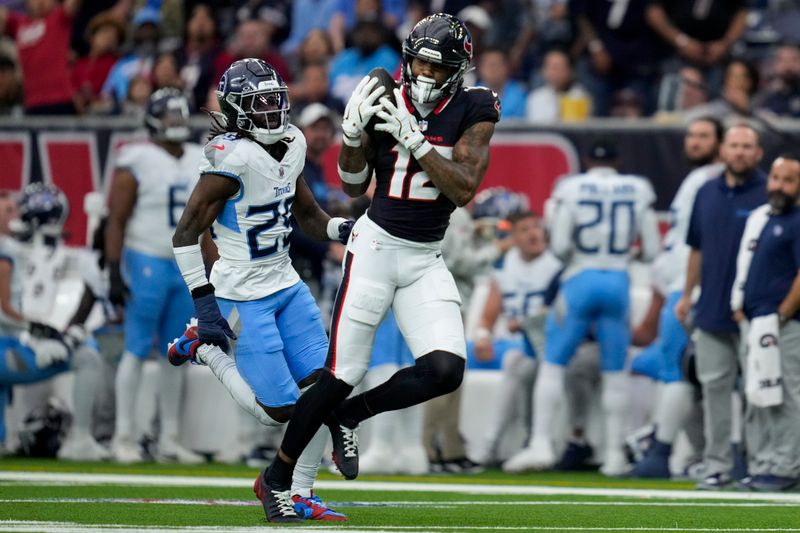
[108,262,129,308]
[337,219,355,244]
[29,321,64,341]
[192,284,237,352]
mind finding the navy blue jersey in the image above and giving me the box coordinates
[366,86,500,242]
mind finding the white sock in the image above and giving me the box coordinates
[69,346,103,437]
[531,361,566,446]
[291,424,328,497]
[114,352,143,440]
[602,372,629,456]
[730,391,742,444]
[198,345,280,427]
[654,382,694,444]
[627,374,655,432]
[157,358,184,444]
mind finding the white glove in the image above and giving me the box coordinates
[375,88,433,158]
[341,76,386,146]
[64,324,87,351]
[31,338,70,369]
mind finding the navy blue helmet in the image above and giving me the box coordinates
[145,87,191,142]
[17,182,69,238]
[401,13,473,104]
[216,58,290,144]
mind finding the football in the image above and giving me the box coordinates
[364,66,399,138]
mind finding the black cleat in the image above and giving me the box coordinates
[253,470,302,523]
[328,422,359,480]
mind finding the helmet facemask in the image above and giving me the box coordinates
[224,86,290,145]
[403,54,466,104]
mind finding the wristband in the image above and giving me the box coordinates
[338,163,370,184]
[342,134,362,147]
[173,243,208,291]
[588,39,604,54]
[327,217,348,241]
[411,139,434,159]
[476,327,492,341]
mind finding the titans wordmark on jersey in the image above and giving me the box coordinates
[199,126,307,301]
[367,86,500,242]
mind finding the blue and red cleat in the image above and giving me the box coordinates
[167,319,203,366]
[291,492,348,521]
[253,472,346,522]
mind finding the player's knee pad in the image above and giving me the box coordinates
[414,351,465,396]
[257,400,294,424]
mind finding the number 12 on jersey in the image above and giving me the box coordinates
[387,142,443,202]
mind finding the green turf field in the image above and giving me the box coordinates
[1,458,799,532]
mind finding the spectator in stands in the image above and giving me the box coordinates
[119,75,151,118]
[72,11,124,114]
[294,28,334,71]
[509,0,571,78]
[477,48,527,120]
[675,124,768,490]
[0,55,22,115]
[174,3,223,113]
[732,154,800,493]
[646,0,747,69]
[292,62,344,114]
[686,59,762,122]
[0,0,80,114]
[655,66,709,119]
[571,0,659,116]
[151,52,183,91]
[101,5,161,109]
[527,49,592,123]
[330,0,405,54]
[281,0,339,55]
[328,18,400,103]
[610,88,645,118]
[214,19,292,84]
[758,44,800,118]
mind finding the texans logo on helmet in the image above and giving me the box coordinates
[463,36,473,57]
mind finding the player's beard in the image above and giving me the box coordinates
[768,190,797,214]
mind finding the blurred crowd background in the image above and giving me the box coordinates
[0,0,799,124]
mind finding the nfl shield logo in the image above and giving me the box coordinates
[279,167,285,177]
[419,120,428,132]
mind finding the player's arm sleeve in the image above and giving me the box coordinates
[685,189,703,249]
[639,207,660,263]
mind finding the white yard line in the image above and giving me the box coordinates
[2,471,800,503]
[2,521,800,533]
[1,498,799,508]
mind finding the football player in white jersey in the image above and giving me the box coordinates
[470,211,562,466]
[105,88,204,464]
[629,117,724,478]
[511,140,660,476]
[0,185,106,460]
[168,59,352,523]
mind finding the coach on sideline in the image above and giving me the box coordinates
[675,123,767,490]
[731,155,800,492]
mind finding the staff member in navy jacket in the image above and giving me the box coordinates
[734,155,800,492]
[675,123,768,490]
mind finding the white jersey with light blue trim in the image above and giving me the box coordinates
[115,141,202,259]
[199,126,306,301]
[549,167,659,281]
[0,236,24,336]
[660,162,724,294]
[492,248,562,320]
